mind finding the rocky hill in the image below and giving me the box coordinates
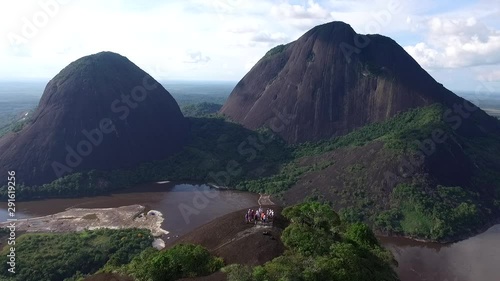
[220,21,499,143]
[221,21,500,242]
[0,52,189,186]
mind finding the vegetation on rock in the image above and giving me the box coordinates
[2,104,499,242]
[110,244,224,281]
[223,202,399,281]
[263,44,288,58]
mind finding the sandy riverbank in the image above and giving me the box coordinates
[0,204,169,238]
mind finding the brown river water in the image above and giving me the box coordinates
[0,182,258,239]
[0,182,499,281]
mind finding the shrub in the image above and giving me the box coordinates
[226,202,398,281]
[0,229,152,281]
[124,244,224,281]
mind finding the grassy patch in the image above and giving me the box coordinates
[82,214,98,220]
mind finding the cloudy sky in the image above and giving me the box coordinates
[0,0,499,93]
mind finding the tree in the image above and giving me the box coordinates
[226,202,399,281]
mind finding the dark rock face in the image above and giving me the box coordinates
[220,21,498,143]
[0,52,188,186]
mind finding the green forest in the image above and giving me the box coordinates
[1,105,500,241]
[0,229,153,281]
[0,202,398,281]
[223,202,398,281]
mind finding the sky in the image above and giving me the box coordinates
[0,0,499,93]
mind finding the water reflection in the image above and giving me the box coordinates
[1,183,498,281]
[380,225,500,281]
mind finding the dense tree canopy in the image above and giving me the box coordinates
[114,244,224,281]
[224,202,399,281]
[0,229,153,281]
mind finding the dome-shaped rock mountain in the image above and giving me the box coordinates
[0,51,189,186]
[220,21,499,143]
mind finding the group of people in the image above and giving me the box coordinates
[245,207,275,224]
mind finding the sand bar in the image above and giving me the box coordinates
[0,204,168,237]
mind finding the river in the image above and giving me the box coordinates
[0,182,258,239]
[380,225,500,281]
[0,182,499,281]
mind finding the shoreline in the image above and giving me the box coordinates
[269,194,500,245]
[1,182,497,245]
[375,216,500,245]
[0,204,169,238]
[209,183,229,190]
[258,194,275,206]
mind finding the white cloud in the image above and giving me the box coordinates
[271,0,330,20]
[405,17,500,68]
[197,0,247,15]
[0,0,498,92]
[226,24,261,34]
[250,31,288,43]
[270,0,334,29]
[405,42,440,67]
[183,51,211,64]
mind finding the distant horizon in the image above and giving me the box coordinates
[0,78,239,83]
[0,79,499,96]
[1,1,499,93]
[0,77,499,119]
